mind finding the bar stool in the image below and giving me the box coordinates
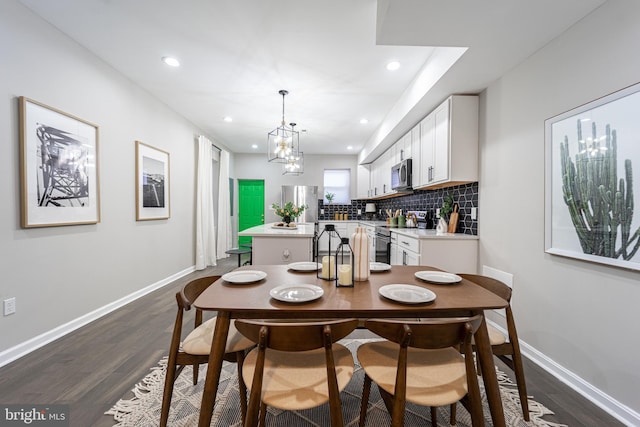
[225,247,251,267]
[240,242,253,265]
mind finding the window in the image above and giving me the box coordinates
[323,169,350,204]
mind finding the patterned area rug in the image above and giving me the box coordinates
[106,339,567,426]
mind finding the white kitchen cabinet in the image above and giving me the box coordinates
[394,131,412,163]
[317,221,346,254]
[359,223,377,263]
[410,123,421,185]
[356,164,370,199]
[416,95,478,190]
[393,233,420,266]
[419,238,478,273]
[382,149,394,195]
[252,237,313,265]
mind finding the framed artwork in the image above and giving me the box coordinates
[545,82,640,271]
[136,141,170,221]
[19,97,100,228]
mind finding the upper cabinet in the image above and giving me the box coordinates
[356,164,371,199]
[415,95,479,190]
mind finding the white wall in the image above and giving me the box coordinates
[479,0,640,422]
[233,153,358,225]
[0,1,216,357]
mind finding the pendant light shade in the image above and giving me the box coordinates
[283,123,304,175]
[268,90,300,164]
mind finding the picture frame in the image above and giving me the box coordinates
[19,97,100,228]
[136,141,170,221]
[545,82,640,271]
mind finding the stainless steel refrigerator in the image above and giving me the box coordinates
[281,185,318,223]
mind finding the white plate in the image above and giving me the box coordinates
[288,261,322,271]
[414,271,462,284]
[270,284,324,303]
[379,284,436,304]
[271,223,297,229]
[370,262,391,272]
[222,270,267,284]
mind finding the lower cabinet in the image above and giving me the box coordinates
[390,233,420,266]
[390,231,478,272]
[252,237,313,265]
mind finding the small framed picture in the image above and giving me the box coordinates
[19,97,100,228]
[136,141,170,221]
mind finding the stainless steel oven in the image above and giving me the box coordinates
[375,226,391,264]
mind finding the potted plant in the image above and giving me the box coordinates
[437,194,454,234]
[325,192,335,205]
[271,202,306,224]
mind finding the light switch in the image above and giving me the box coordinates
[320,209,324,215]
[471,207,477,220]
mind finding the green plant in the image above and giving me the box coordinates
[560,120,640,259]
[325,192,335,204]
[440,194,454,218]
[271,202,306,219]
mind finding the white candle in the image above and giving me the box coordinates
[321,256,335,279]
[338,264,352,286]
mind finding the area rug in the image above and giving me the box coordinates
[106,339,567,426]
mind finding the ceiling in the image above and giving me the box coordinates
[19,0,606,160]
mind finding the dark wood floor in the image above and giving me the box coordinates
[0,256,624,427]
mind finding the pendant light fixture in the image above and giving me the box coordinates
[268,90,299,164]
[283,122,304,175]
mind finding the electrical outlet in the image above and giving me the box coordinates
[320,209,324,215]
[471,207,477,220]
[357,209,361,215]
[435,208,441,218]
[4,297,16,316]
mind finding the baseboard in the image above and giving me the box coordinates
[0,265,195,369]
[487,320,639,426]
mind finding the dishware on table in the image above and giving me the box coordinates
[370,262,391,272]
[378,284,436,304]
[221,270,267,284]
[269,284,324,303]
[414,271,462,284]
[287,261,321,271]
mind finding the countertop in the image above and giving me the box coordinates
[318,219,478,240]
[239,223,315,238]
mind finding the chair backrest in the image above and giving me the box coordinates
[364,315,483,350]
[177,275,221,310]
[459,273,512,302]
[235,319,359,352]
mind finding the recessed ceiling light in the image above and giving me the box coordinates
[386,61,400,71]
[223,116,233,122]
[360,118,369,124]
[162,56,180,67]
[347,146,353,150]
[251,144,258,149]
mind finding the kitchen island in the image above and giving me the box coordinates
[239,223,315,265]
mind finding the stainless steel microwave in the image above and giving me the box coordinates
[391,158,412,191]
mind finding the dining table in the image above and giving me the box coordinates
[194,264,508,427]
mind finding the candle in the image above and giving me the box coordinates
[338,264,352,286]
[321,256,335,279]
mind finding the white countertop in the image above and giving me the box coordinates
[390,228,478,240]
[239,223,315,238]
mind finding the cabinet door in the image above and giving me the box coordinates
[432,98,451,184]
[383,149,393,194]
[390,243,399,265]
[356,164,370,199]
[420,113,435,186]
[410,124,420,183]
[404,249,420,266]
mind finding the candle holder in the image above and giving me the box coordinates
[316,224,341,280]
[335,237,354,288]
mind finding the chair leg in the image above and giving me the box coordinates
[160,360,178,427]
[192,363,199,385]
[430,406,438,426]
[259,402,267,427]
[510,353,530,421]
[359,374,372,427]
[449,403,457,426]
[236,351,248,425]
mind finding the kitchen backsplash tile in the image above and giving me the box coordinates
[317,182,478,235]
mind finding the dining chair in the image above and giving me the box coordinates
[358,315,484,427]
[160,276,255,427]
[235,318,359,427]
[458,273,530,420]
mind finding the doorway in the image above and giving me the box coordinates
[238,179,265,246]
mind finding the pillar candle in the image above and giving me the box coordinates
[338,264,352,286]
[321,256,335,279]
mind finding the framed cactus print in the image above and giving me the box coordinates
[545,82,640,271]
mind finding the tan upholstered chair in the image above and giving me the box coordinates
[235,318,359,427]
[459,273,530,421]
[160,276,255,427]
[358,316,484,427]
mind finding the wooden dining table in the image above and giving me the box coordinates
[194,264,508,427]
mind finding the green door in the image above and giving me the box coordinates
[238,179,265,246]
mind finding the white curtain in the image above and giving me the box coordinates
[195,135,217,269]
[217,149,233,258]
